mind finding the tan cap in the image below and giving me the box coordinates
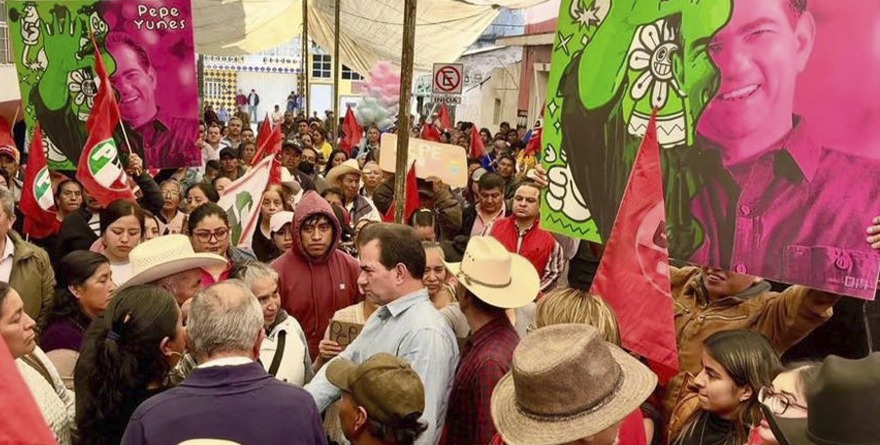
[327,353,425,426]
[269,211,294,234]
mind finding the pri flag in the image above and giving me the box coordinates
[468,125,486,159]
[76,37,135,208]
[21,124,59,239]
[382,162,421,223]
[218,155,273,249]
[340,106,363,156]
[437,104,453,131]
[420,123,441,142]
[251,121,283,167]
[0,340,57,444]
[589,110,679,383]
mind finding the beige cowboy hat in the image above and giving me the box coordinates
[116,235,227,291]
[492,324,657,445]
[443,236,539,309]
[326,159,362,186]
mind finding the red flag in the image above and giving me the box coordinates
[0,118,15,152]
[255,113,272,150]
[340,106,362,156]
[0,340,58,444]
[251,122,283,167]
[76,36,136,208]
[420,123,441,142]
[382,162,421,223]
[468,125,485,159]
[437,104,452,131]
[21,124,59,238]
[589,110,679,383]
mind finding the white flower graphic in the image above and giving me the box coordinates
[68,69,98,108]
[628,19,684,109]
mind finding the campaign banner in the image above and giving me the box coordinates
[541,0,880,299]
[379,133,468,189]
[6,0,200,170]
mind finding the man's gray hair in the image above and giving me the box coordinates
[187,279,263,362]
[234,261,279,289]
[0,187,14,220]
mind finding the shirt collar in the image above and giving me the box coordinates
[466,315,513,350]
[1,235,14,262]
[197,356,254,369]
[773,118,821,183]
[380,288,430,319]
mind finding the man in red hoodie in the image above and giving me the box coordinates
[272,191,361,361]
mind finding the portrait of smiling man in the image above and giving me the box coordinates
[106,32,199,169]
[685,0,880,298]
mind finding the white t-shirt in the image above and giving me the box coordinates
[0,235,15,282]
[110,262,133,286]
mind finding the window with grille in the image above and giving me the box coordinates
[312,54,331,78]
[341,65,363,81]
[0,0,11,64]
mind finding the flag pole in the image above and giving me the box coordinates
[332,0,341,148]
[303,0,310,119]
[394,0,417,224]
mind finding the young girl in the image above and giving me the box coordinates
[670,329,782,445]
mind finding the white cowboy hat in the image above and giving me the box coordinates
[116,235,227,291]
[443,236,539,309]
[326,159,362,186]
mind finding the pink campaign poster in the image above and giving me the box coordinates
[542,0,880,298]
[7,0,200,169]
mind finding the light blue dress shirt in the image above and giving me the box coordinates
[305,288,459,445]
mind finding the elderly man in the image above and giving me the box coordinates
[117,235,227,307]
[121,281,326,445]
[440,237,539,445]
[491,324,657,445]
[328,353,428,445]
[0,187,55,332]
[305,223,458,445]
[326,159,381,226]
[272,191,360,361]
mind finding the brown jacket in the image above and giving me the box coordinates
[662,266,838,415]
[8,230,56,332]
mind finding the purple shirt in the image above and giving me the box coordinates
[41,318,86,352]
[689,120,880,298]
[134,112,200,169]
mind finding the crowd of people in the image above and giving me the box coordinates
[0,110,878,445]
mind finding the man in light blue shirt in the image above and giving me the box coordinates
[305,224,458,445]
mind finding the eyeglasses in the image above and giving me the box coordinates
[193,228,229,243]
[758,386,808,415]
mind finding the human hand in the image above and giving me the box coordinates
[126,153,144,176]
[318,339,343,360]
[531,164,548,189]
[867,216,880,249]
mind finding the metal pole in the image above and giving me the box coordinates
[303,0,310,119]
[394,0,417,224]
[332,0,341,146]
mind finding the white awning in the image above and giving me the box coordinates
[193,0,549,74]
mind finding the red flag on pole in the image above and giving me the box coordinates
[468,125,486,159]
[437,104,452,131]
[21,124,59,238]
[251,122,283,167]
[420,123,441,142]
[0,340,58,444]
[256,113,272,149]
[589,110,679,383]
[340,106,362,156]
[76,35,136,208]
[382,162,421,223]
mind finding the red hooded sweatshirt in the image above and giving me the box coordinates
[272,191,361,361]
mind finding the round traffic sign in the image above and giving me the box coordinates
[434,66,462,93]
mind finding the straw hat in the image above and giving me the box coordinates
[443,236,539,309]
[116,235,227,291]
[326,159,362,186]
[491,324,657,445]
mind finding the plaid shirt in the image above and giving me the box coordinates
[441,316,520,445]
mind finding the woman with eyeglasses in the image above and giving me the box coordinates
[669,329,782,445]
[74,285,185,445]
[753,362,819,445]
[187,203,257,286]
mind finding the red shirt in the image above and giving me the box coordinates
[489,409,646,445]
[441,316,520,445]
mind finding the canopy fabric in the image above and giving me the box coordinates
[193,0,547,74]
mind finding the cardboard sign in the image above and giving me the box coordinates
[329,320,364,347]
[379,133,467,189]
